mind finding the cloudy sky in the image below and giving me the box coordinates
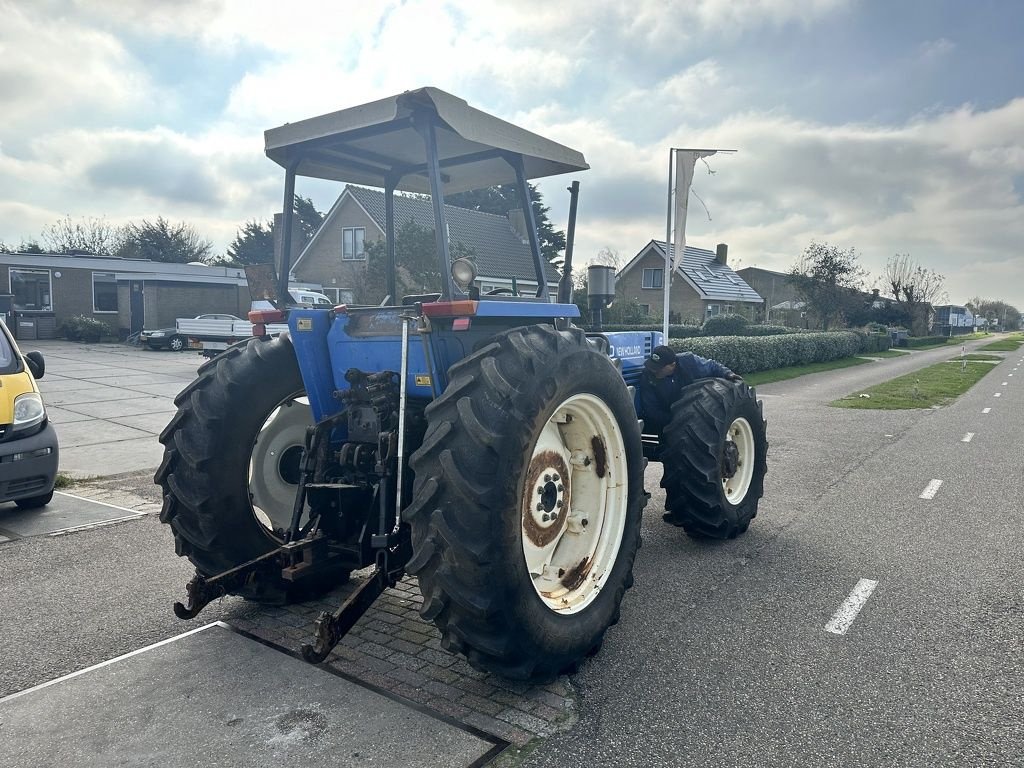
[2,0,1023,308]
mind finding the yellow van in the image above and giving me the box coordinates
[0,320,58,509]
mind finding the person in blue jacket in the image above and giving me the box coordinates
[639,345,741,436]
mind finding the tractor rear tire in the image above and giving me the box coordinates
[661,379,768,539]
[155,335,343,603]
[405,324,646,681]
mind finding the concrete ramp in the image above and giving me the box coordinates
[0,623,504,768]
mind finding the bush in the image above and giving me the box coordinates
[60,315,111,343]
[902,335,947,348]
[701,313,748,337]
[847,329,893,354]
[670,331,862,375]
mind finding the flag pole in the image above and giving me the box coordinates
[662,148,674,341]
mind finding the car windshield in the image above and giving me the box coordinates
[0,322,22,374]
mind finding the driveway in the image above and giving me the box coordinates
[31,340,203,478]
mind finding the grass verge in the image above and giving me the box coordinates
[978,338,1024,352]
[831,360,996,409]
[54,473,75,489]
[959,353,1002,361]
[744,356,871,386]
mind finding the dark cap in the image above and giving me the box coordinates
[645,345,677,371]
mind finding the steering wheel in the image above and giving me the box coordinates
[484,288,516,296]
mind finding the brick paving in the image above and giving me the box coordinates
[68,475,580,751]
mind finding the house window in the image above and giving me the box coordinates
[641,268,663,289]
[705,303,721,318]
[342,227,365,261]
[10,268,52,311]
[724,304,734,314]
[93,272,118,312]
[639,304,650,316]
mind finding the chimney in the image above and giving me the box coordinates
[507,208,529,243]
[715,243,728,265]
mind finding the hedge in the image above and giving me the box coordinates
[669,331,863,375]
[701,313,748,337]
[594,323,790,339]
[901,335,947,348]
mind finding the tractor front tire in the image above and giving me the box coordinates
[405,325,646,681]
[661,379,768,539]
[156,335,342,603]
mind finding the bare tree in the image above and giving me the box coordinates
[41,215,123,256]
[883,254,944,335]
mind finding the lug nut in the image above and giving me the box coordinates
[553,474,560,482]
[556,499,563,507]
[544,474,551,482]
[542,513,550,522]
[557,484,564,492]
[536,503,544,511]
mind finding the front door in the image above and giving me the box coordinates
[129,281,144,335]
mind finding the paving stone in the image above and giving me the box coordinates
[388,666,429,690]
[423,680,462,701]
[496,707,553,737]
[458,692,504,717]
[354,654,397,676]
[358,641,393,661]
[453,677,498,698]
[425,696,472,720]
[356,628,394,646]
[417,648,457,668]
[421,663,462,685]
[386,650,428,671]
[388,637,426,657]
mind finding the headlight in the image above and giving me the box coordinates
[13,392,45,431]
[149,331,166,337]
[451,258,477,289]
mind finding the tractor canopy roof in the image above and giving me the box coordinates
[264,87,589,194]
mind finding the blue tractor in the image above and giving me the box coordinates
[157,88,768,681]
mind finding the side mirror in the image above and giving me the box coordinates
[25,350,45,380]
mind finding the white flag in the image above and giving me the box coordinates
[672,150,716,269]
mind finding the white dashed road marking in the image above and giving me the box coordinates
[983,407,991,413]
[825,579,879,635]
[994,392,1002,397]
[961,433,974,442]
[919,479,943,499]
[1002,382,1008,386]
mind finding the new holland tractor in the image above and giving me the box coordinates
[156,87,768,681]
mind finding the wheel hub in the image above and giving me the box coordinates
[523,451,570,547]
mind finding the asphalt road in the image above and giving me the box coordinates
[527,341,1023,767]
[2,339,1020,766]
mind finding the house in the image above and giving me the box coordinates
[288,185,560,304]
[735,266,800,322]
[615,240,762,323]
[932,304,976,336]
[0,252,257,339]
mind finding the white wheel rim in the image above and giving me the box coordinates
[521,393,628,615]
[249,394,311,538]
[723,416,755,504]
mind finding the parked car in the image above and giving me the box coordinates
[140,314,242,351]
[0,320,58,509]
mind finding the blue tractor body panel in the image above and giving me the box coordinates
[289,301,588,426]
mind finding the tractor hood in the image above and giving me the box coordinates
[264,87,589,194]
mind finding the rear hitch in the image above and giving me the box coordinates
[172,536,338,620]
[301,537,411,664]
